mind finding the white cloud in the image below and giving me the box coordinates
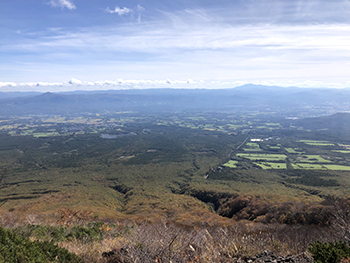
[105,7,132,15]
[0,79,205,92]
[68,78,83,85]
[137,5,145,12]
[0,82,17,88]
[136,5,145,23]
[3,22,350,87]
[49,0,76,10]
[24,24,350,54]
[4,3,350,87]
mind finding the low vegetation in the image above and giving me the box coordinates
[2,111,350,261]
[309,241,350,263]
[0,226,81,263]
[0,208,349,263]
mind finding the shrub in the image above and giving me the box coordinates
[0,226,82,263]
[66,225,102,242]
[309,241,350,263]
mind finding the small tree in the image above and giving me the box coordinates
[309,241,350,263]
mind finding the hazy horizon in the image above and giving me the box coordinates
[1,80,350,93]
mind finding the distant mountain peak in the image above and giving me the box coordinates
[33,92,68,103]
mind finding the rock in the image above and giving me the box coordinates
[102,249,116,258]
[102,247,132,263]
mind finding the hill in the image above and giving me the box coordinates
[1,85,350,115]
[293,112,350,132]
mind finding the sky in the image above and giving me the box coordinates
[1,0,350,91]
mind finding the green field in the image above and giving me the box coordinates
[298,155,332,163]
[292,163,326,170]
[306,142,334,146]
[298,140,335,146]
[223,160,239,168]
[255,162,287,169]
[285,148,301,153]
[246,142,260,148]
[323,165,350,171]
[33,132,60,138]
[237,153,287,161]
[269,146,280,150]
[243,148,262,152]
[243,142,262,151]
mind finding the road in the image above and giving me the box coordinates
[228,135,250,158]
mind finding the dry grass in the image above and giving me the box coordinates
[59,238,122,263]
[0,205,346,263]
[52,220,338,263]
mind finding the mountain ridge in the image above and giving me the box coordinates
[1,85,350,116]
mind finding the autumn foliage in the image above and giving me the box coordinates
[218,195,333,225]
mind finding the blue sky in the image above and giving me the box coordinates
[1,0,350,91]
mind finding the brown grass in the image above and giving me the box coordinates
[1,199,349,262]
[51,220,337,263]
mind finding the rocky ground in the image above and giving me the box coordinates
[102,249,313,262]
[234,250,313,263]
